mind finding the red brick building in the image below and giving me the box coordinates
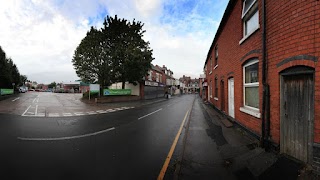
[204,0,320,171]
[140,64,166,99]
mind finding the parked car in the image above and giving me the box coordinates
[19,87,27,93]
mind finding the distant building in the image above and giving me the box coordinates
[179,75,199,93]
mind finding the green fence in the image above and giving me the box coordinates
[0,89,14,95]
[103,89,131,96]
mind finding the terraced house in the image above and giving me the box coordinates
[204,0,320,172]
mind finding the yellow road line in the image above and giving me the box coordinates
[157,109,190,180]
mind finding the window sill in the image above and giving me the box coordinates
[239,26,260,45]
[240,107,261,118]
[214,65,218,69]
[214,97,218,101]
[209,71,212,75]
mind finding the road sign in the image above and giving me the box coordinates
[0,89,14,95]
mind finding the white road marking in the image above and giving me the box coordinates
[74,112,85,116]
[22,105,32,116]
[32,98,37,103]
[97,110,107,113]
[138,108,162,120]
[114,107,123,110]
[12,97,20,102]
[48,113,60,117]
[17,127,116,141]
[35,105,38,115]
[22,114,45,117]
[106,109,116,112]
[87,111,97,115]
[63,113,73,116]
[36,98,39,103]
[27,112,34,115]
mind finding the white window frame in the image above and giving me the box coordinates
[242,59,259,111]
[148,70,152,81]
[240,0,259,44]
[242,0,257,18]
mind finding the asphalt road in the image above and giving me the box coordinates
[0,94,195,179]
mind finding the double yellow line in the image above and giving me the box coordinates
[157,109,190,180]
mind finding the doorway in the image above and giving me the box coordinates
[228,78,235,118]
[280,66,314,163]
[221,80,225,111]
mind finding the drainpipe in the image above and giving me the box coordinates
[261,0,270,148]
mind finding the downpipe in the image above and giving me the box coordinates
[260,0,271,149]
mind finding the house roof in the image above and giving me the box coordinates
[151,64,163,73]
[204,0,237,68]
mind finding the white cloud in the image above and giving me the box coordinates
[0,0,227,84]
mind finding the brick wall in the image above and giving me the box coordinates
[206,0,262,136]
[206,0,320,143]
[266,0,320,144]
[205,0,320,172]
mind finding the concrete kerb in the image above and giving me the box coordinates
[173,95,196,180]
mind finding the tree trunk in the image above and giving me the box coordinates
[122,81,125,89]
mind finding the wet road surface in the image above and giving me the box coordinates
[0,94,194,179]
[0,93,308,179]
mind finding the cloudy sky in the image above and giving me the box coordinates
[0,0,228,84]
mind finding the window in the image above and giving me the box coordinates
[215,46,218,66]
[156,73,159,82]
[214,77,218,98]
[243,59,259,109]
[242,0,259,38]
[159,74,162,83]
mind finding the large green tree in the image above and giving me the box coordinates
[48,82,56,89]
[72,15,154,89]
[72,27,112,88]
[0,46,22,89]
[20,75,28,86]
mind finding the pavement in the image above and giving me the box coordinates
[173,96,315,180]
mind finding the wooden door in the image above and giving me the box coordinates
[281,71,314,163]
[228,78,235,118]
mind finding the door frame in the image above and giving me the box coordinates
[280,66,314,163]
[228,78,235,118]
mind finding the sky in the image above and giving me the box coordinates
[0,0,228,84]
